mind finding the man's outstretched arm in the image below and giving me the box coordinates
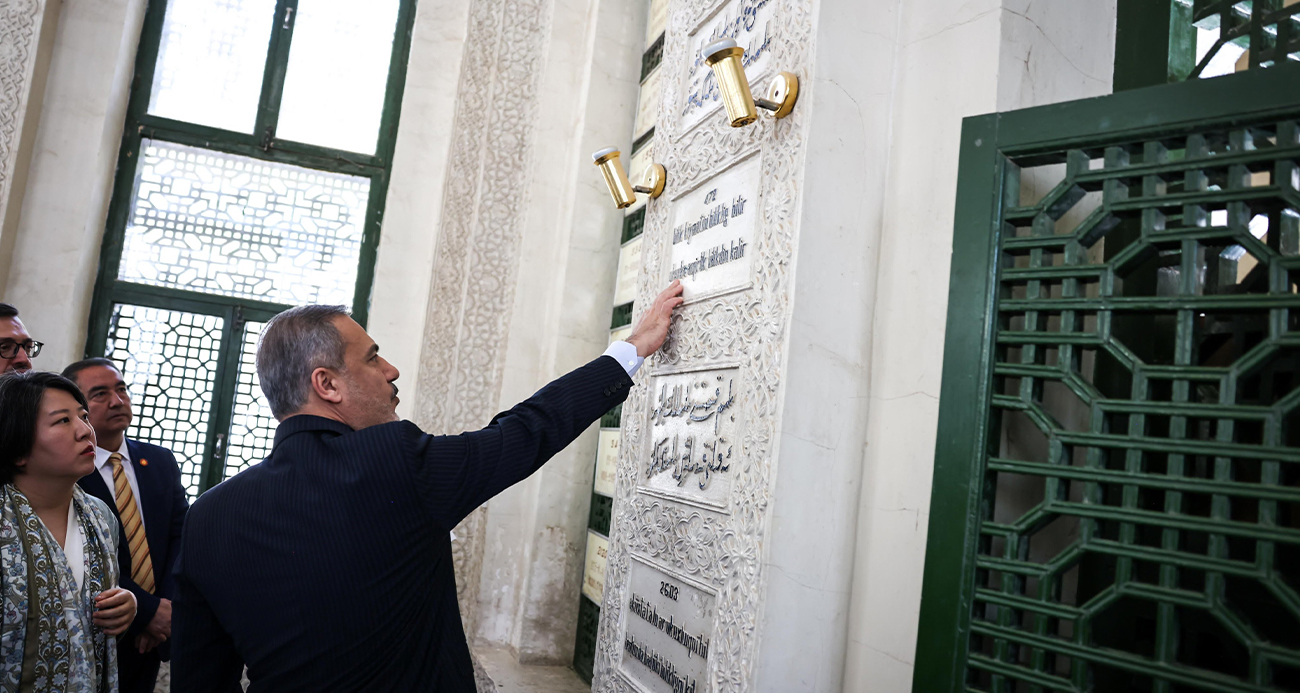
[407,281,684,527]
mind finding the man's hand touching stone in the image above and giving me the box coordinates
[627,280,685,357]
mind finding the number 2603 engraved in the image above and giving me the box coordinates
[660,581,680,601]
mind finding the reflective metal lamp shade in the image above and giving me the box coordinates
[593,147,636,209]
[701,38,799,128]
[592,147,667,209]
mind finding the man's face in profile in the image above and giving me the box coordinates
[332,316,402,430]
[0,316,34,373]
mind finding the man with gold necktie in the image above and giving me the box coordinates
[65,357,191,693]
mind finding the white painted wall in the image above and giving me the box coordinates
[752,0,898,689]
[1,0,146,369]
[370,0,474,421]
[841,1,1115,690]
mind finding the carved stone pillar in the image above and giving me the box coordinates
[411,0,554,638]
[0,0,50,292]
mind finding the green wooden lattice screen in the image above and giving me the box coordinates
[916,65,1300,692]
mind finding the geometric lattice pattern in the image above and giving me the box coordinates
[106,303,223,499]
[969,115,1300,692]
[224,320,276,481]
[118,139,370,305]
[1189,1,1300,80]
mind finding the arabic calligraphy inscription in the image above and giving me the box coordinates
[642,367,741,508]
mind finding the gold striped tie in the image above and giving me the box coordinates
[109,453,155,593]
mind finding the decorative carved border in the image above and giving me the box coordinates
[0,0,42,219]
[412,0,554,637]
[593,0,812,691]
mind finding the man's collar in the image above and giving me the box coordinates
[93,438,130,471]
[272,414,355,449]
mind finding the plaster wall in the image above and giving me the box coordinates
[371,0,475,422]
[0,0,59,296]
[841,1,1116,690]
[1,0,146,368]
[752,0,898,689]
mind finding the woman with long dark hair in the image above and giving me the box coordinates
[0,371,135,692]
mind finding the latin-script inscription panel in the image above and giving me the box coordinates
[668,155,759,300]
[620,558,714,693]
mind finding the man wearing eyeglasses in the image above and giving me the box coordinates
[0,303,41,373]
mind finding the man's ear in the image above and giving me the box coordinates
[310,367,344,404]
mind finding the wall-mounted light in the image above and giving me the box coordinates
[702,38,799,127]
[592,147,666,209]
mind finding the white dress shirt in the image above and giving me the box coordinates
[602,340,644,377]
[64,500,86,591]
[94,439,145,533]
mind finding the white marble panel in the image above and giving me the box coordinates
[610,324,632,344]
[593,428,620,497]
[645,0,667,47]
[619,557,714,693]
[641,366,740,509]
[667,154,758,300]
[679,0,777,135]
[612,234,643,307]
[582,531,610,604]
[632,66,661,140]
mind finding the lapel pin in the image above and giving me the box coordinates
[139,458,148,466]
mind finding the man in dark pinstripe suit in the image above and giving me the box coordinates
[173,281,684,693]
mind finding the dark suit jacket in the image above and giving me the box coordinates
[78,438,190,661]
[172,355,632,693]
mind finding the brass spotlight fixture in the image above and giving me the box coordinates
[592,147,666,209]
[701,38,799,127]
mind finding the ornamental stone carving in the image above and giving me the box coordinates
[0,0,43,229]
[412,0,554,637]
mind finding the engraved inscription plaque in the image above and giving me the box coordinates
[646,0,667,45]
[613,235,644,308]
[634,67,662,141]
[594,429,620,497]
[680,0,777,134]
[620,557,714,693]
[642,366,740,508]
[583,531,610,603]
[668,155,759,300]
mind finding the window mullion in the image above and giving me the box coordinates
[254,0,300,150]
[198,304,244,495]
[373,0,419,167]
[136,116,385,175]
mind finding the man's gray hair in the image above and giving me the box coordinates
[257,305,350,419]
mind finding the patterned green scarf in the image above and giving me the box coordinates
[0,485,120,693]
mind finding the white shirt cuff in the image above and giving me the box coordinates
[603,340,645,377]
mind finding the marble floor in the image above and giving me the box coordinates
[475,645,591,693]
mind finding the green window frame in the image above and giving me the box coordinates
[85,0,417,497]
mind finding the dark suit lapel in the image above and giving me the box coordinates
[80,467,114,509]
